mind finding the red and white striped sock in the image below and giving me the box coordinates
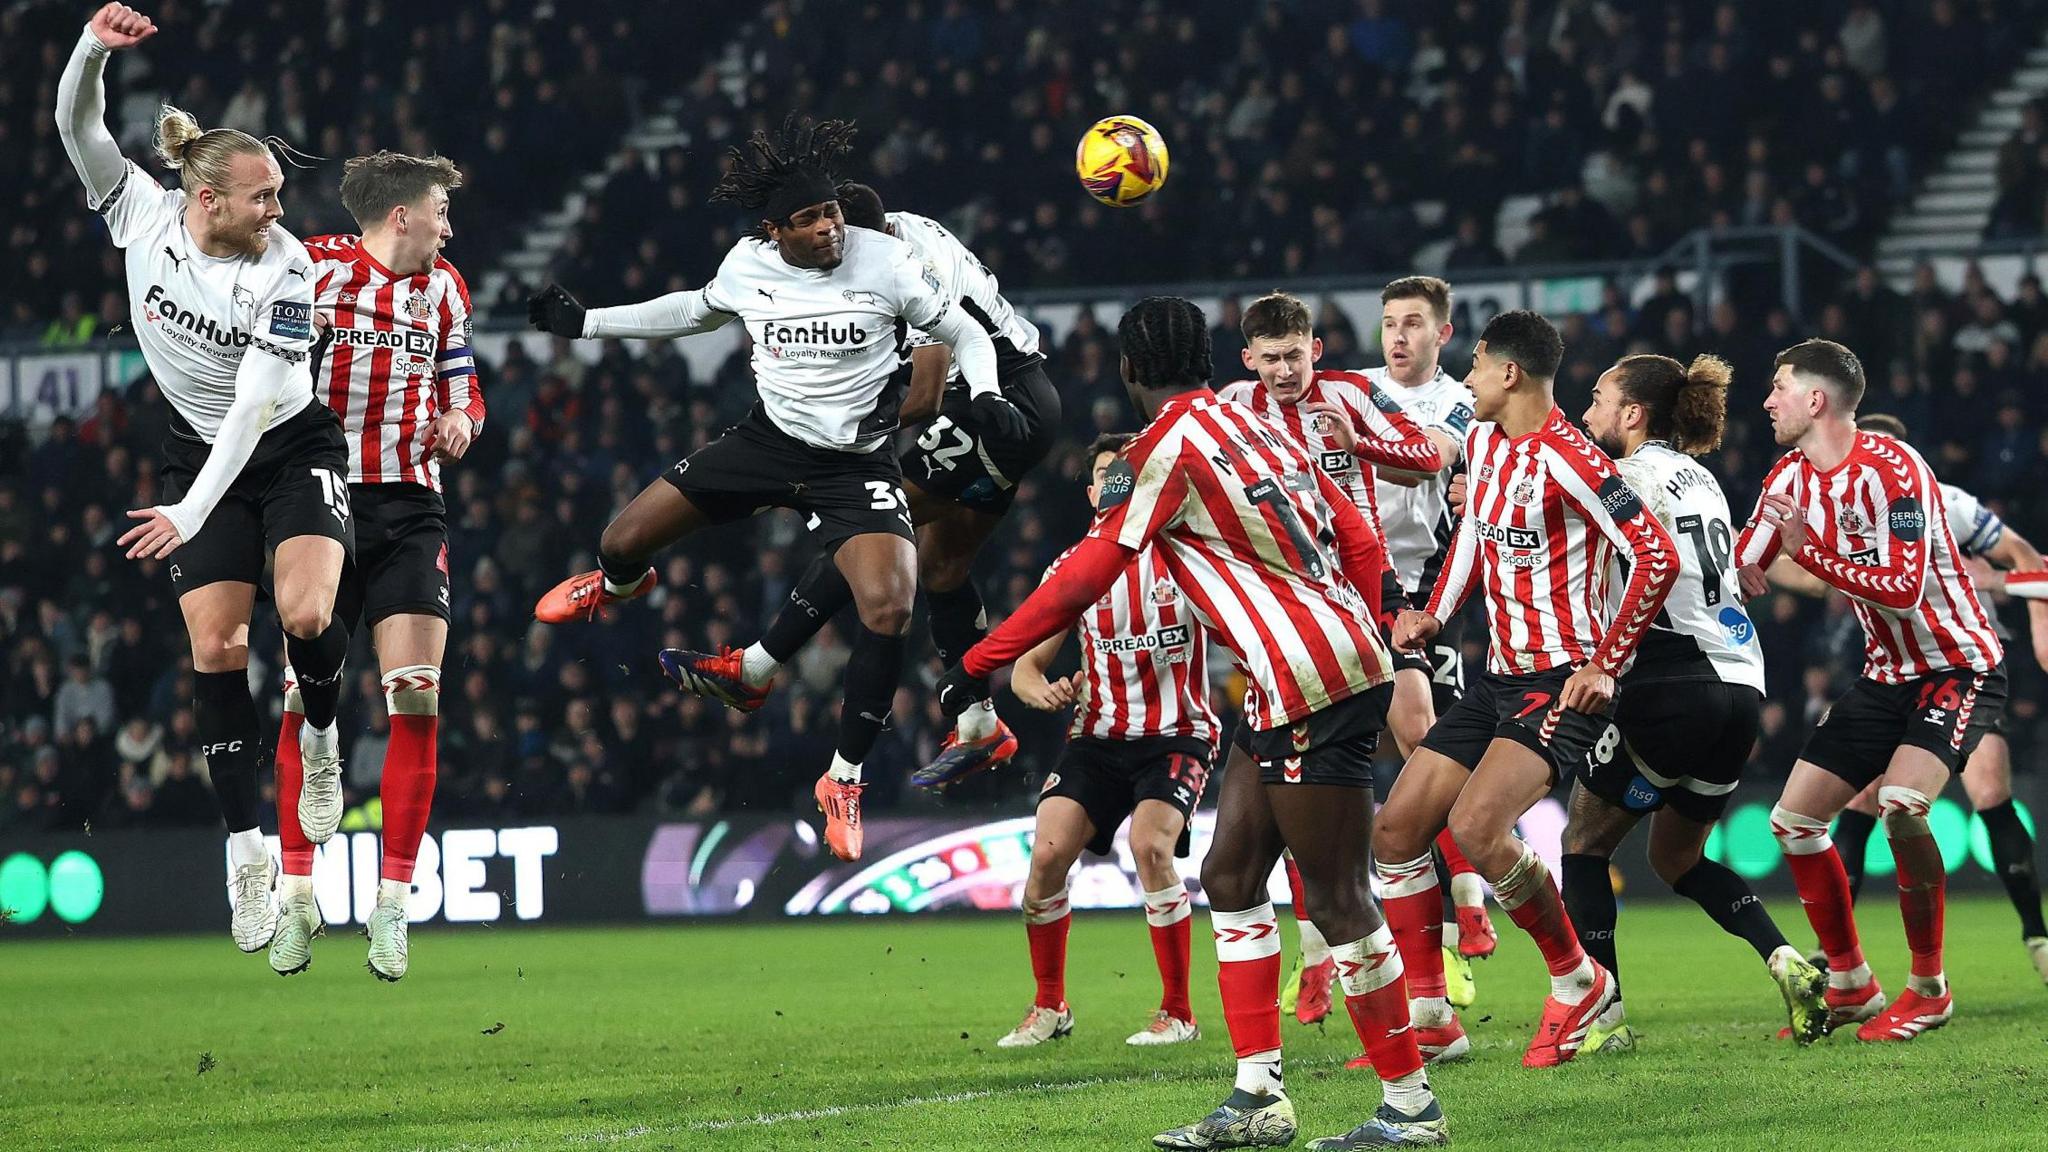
[1374,852,1448,1023]
[1212,902,1284,1096]
[1144,881,1194,1022]
[1334,925,1432,1113]
[1494,845,1595,1003]
[1024,886,1072,1010]
[1772,804,1868,981]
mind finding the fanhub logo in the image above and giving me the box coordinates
[231,826,558,925]
[142,284,249,348]
[761,320,869,345]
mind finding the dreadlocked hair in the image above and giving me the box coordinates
[1118,297,1212,390]
[714,114,859,239]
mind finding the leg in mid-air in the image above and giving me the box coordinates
[809,530,917,862]
[179,580,276,952]
[534,475,710,624]
[1958,733,2048,983]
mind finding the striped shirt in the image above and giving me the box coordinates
[307,234,483,489]
[1053,544,1217,743]
[1087,391,1393,730]
[1737,432,2001,682]
[1427,408,1677,675]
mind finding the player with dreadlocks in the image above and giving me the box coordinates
[940,298,1451,1149]
[527,116,1018,863]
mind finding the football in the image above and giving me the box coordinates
[1075,115,1170,207]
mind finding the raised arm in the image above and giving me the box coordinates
[56,7,158,206]
[1785,442,1938,613]
[1549,447,1677,675]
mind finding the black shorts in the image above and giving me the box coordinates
[664,405,915,551]
[1801,665,2010,790]
[1231,684,1394,787]
[1419,667,1607,782]
[1041,734,1214,857]
[336,483,450,626]
[1381,577,1467,711]
[1582,680,1762,823]
[159,403,354,596]
[898,358,1060,514]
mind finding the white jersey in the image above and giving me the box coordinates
[887,211,1040,377]
[692,227,951,451]
[98,160,317,440]
[1613,441,1766,691]
[1366,365,1475,594]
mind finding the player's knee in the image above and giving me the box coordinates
[1130,834,1177,880]
[188,631,249,673]
[917,549,973,593]
[1372,809,1427,864]
[597,519,645,569]
[1198,855,1257,911]
[1647,839,1701,887]
[1560,821,1604,858]
[1389,712,1430,759]
[1444,807,1502,865]
[275,598,332,640]
[1769,803,1832,854]
[1962,773,2010,811]
[382,664,441,717]
[855,598,913,636]
[1877,786,1933,838]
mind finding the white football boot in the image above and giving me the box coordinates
[229,855,280,953]
[268,877,321,975]
[997,1003,1074,1048]
[1127,1010,1201,1046]
[298,721,344,844]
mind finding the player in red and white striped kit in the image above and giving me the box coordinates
[941,298,1448,1150]
[995,433,1217,1051]
[1374,310,1677,1069]
[1214,291,1483,1028]
[1736,340,2004,1041]
[269,152,483,981]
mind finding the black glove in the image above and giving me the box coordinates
[528,283,587,338]
[968,391,1030,445]
[936,663,991,719]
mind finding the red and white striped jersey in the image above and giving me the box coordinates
[1736,432,2001,682]
[1426,408,1677,676]
[1051,544,1218,743]
[1086,391,1394,730]
[1215,369,1443,545]
[306,234,484,490]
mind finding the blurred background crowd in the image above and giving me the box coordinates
[3,0,2046,830]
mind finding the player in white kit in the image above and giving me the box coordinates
[663,182,1060,789]
[56,3,354,954]
[1560,353,1828,1051]
[525,116,1013,863]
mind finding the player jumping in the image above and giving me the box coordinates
[268,151,484,979]
[525,117,1016,863]
[1767,411,2046,987]
[1737,339,2005,1041]
[942,298,1450,1149]
[59,3,352,953]
[995,433,1214,1051]
[1211,290,1465,1026]
[659,180,1058,788]
[1559,353,1827,1051]
[1375,310,1678,1068]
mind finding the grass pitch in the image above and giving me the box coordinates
[3,896,2044,1151]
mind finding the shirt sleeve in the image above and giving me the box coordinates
[1423,426,1483,621]
[1314,464,1385,624]
[1793,441,1937,613]
[56,28,179,249]
[1546,439,1678,673]
[964,535,1136,677]
[434,262,485,430]
[1735,453,1803,569]
[1085,416,1191,552]
[1350,383,1445,472]
[1942,484,2004,558]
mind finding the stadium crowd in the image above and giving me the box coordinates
[4,268,2047,833]
[3,0,2048,832]
[7,1,2044,336]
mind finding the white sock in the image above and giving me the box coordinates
[1233,1048,1284,1097]
[1441,920,1461,949]
[1828,961,1873,990]
[955,698,998,742]
[1551,955,1597,1005]
[1381,1068,1433,1115]
[1449,873,1485,908]
[1907,971,1947,997]
[227,828,267,868]
[1297,916,1331,966]
[279,873,314,898]
[378,877,411,904]
[828,752,862,785]
[1409,995,1452,1028]
[739,643,781,688]
[301,721,338,759]
[602,569,649,597]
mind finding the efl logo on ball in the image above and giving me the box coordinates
[1076,115,1170,207]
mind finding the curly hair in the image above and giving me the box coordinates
[713,114,858,238]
